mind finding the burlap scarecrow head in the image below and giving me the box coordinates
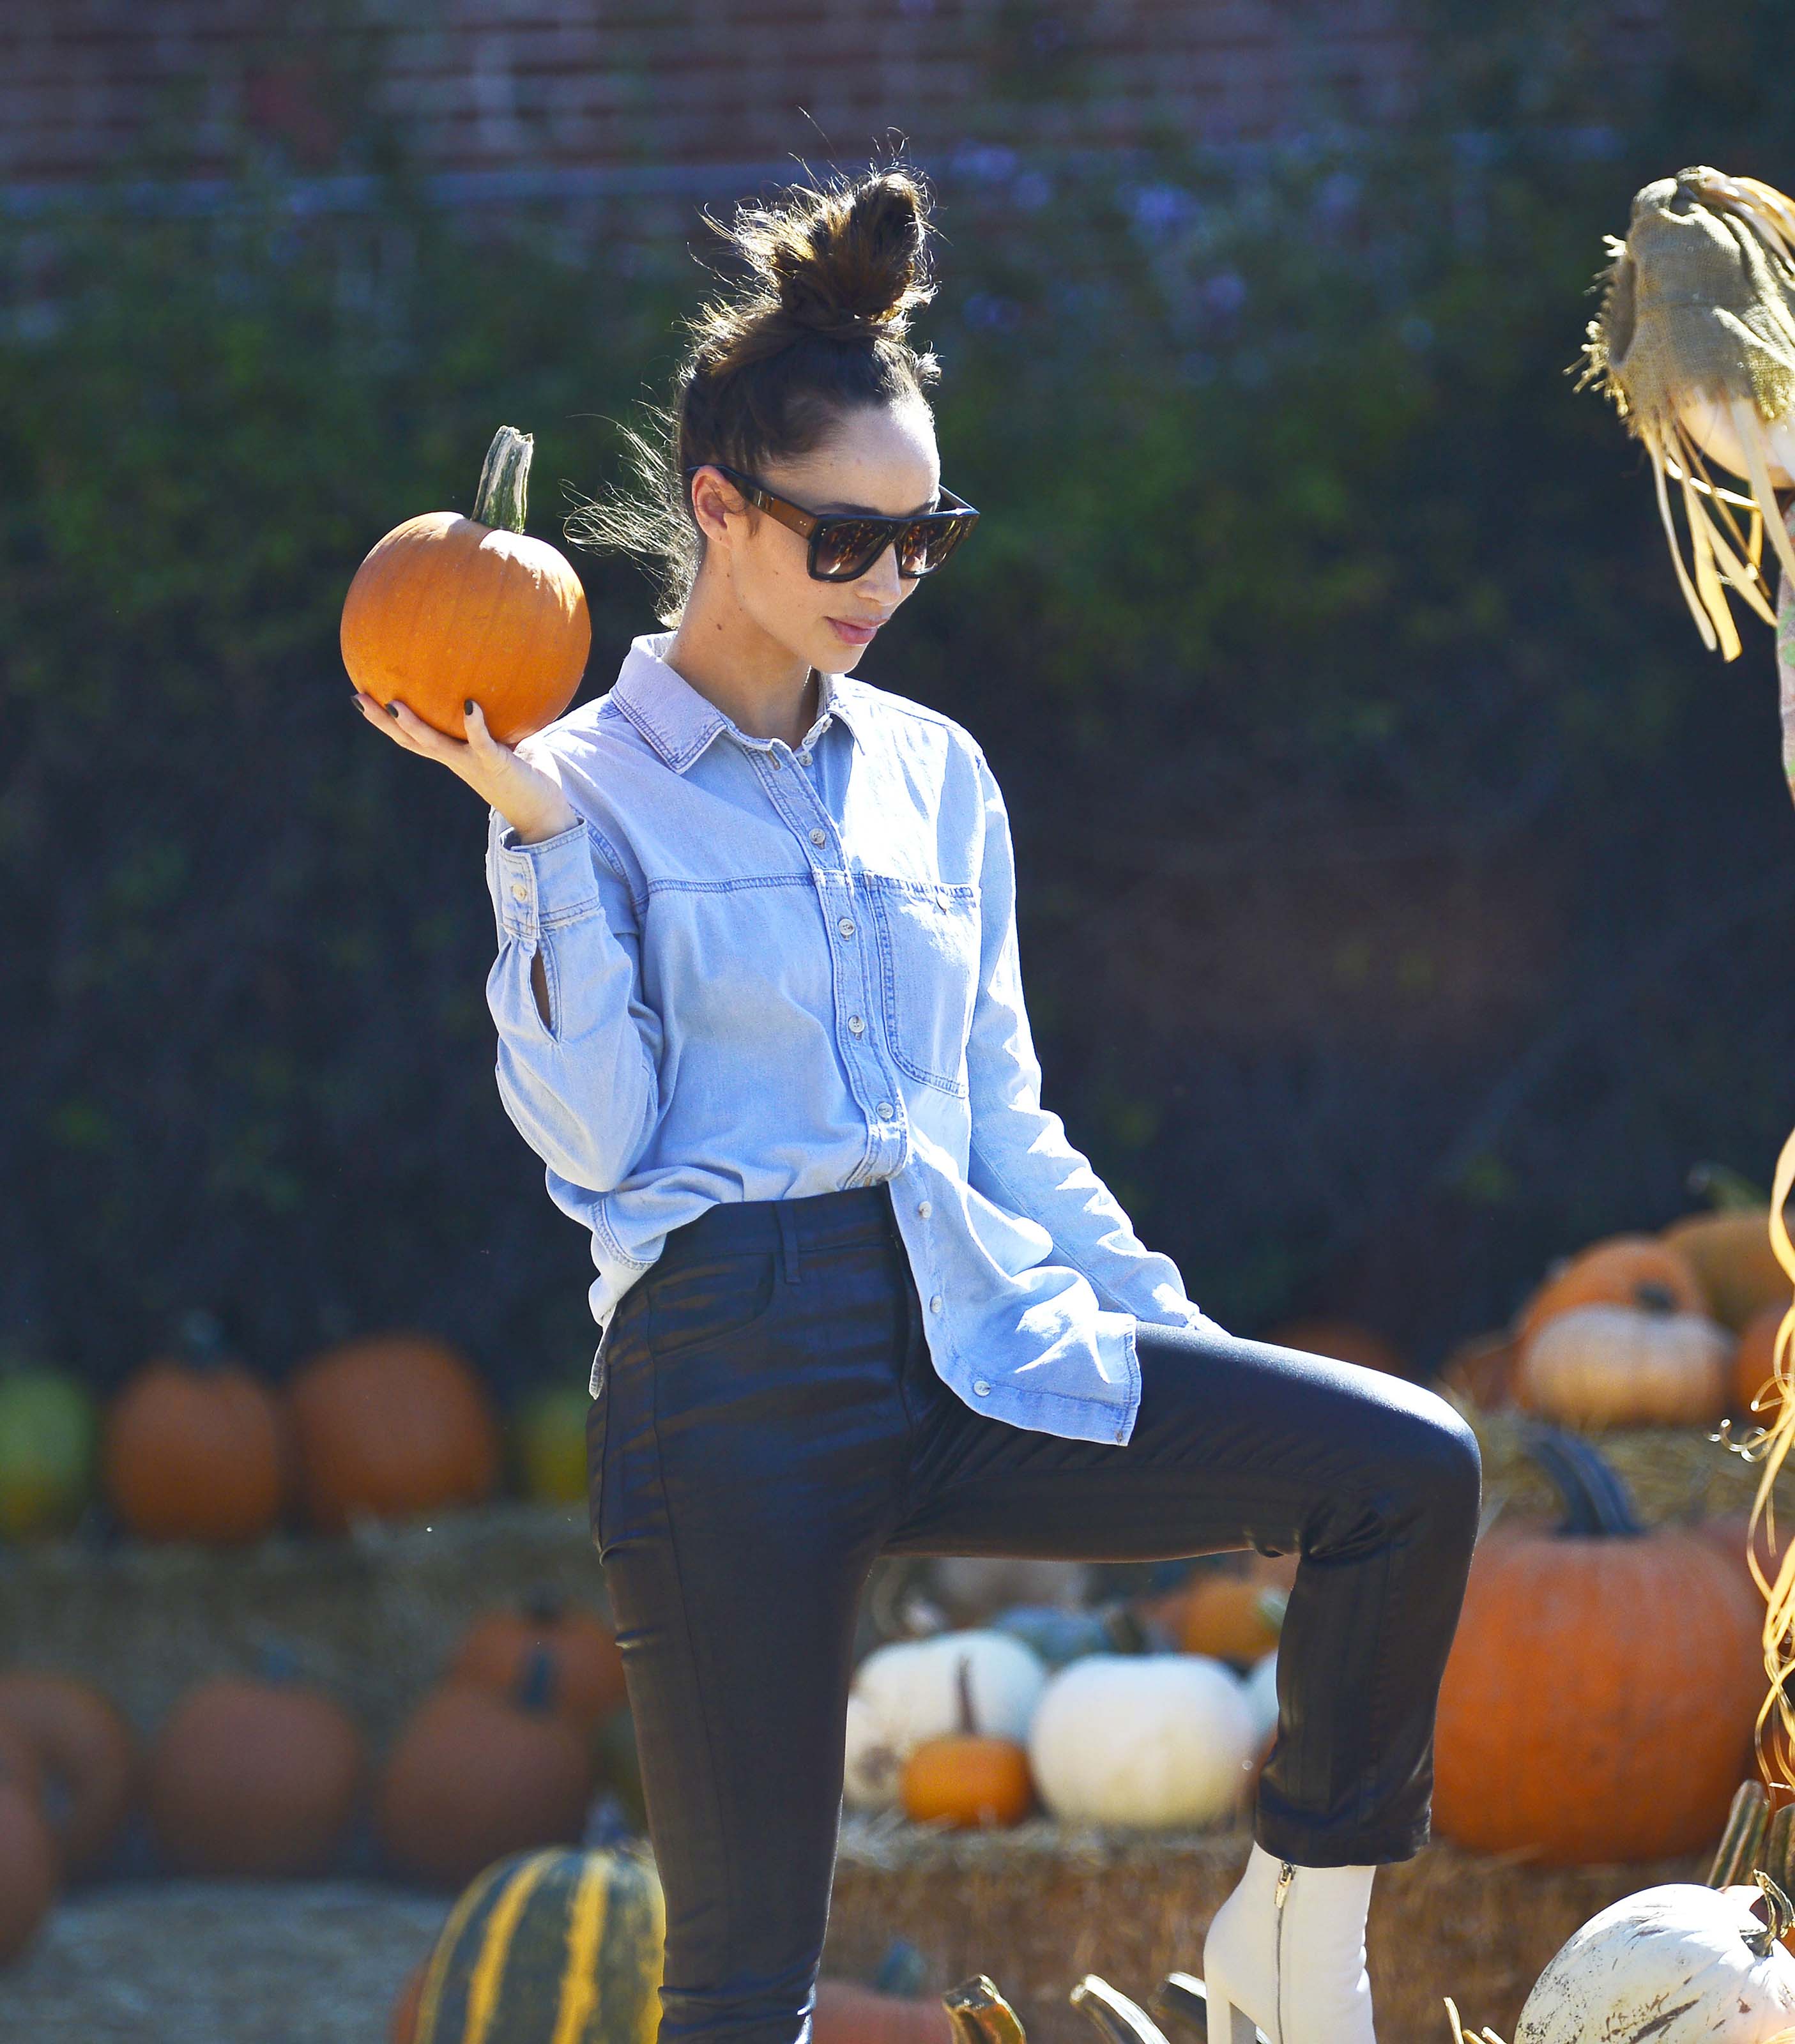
[1578,164,1795,662]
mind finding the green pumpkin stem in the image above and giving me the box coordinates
[1520,1421,1647,1538]
[475,425,533,535]
[1688,1160,1771,1212]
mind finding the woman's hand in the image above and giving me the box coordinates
[351,690,579,844]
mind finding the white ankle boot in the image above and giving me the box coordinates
[1201,1838,1379,2044]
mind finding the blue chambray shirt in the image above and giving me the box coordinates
[483,629,1213,1446]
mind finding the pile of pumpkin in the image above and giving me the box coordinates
[1437,1178,1793,1430]
[0,1310,595,1548]
[837,1550,1294,1833]
[0,1584,641,1969]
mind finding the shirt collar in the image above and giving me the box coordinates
[609,629,866,774]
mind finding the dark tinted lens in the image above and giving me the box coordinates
[812,518,890,578]
[897,514,972,576]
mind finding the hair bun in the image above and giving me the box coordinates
[699,167,938,368]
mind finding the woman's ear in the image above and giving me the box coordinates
[689,466,749,548]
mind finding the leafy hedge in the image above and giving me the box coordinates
[4,0,1795,1402]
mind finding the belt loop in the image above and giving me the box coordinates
[775,1200,802,1285]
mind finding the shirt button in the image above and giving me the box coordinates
[917,1200,931,1217]
[929,1294,943,1313]
[509,880,528,901]
[877,1100,894,1118]
[837,917,855,938]
[809,827,827,846]
[848,1014,864,1035]
[973,1378,991,1396]
[797,749,811,764]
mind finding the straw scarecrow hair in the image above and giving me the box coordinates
[1576,165,1795,671]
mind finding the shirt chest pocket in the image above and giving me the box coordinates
[864,876,982,1096]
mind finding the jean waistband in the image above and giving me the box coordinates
[653,1182,900,1276]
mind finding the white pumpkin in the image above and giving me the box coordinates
[1239,1649,1279,1752]
[1027,1652,1256,1829]
[843,1630,1048,1810]
[1517,1300,1733,1429]
[1516,1876,1795,2044]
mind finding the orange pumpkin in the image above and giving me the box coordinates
[1178,1573,1285,1663]
[0,1669,137,1881]
[814,1978,954,2044]
[0,1776,56,1964]
[102,1309,287,1544]
[376,1648,591,1888]
[899,1652,1034,1829]
[1734,1299,1794,1421]
[1433,1422,1766,1865]
[146,1649,365,1876]
[1436,1328,1520,1412]
[285,1330,502,1536]
[340,425,591,749]
[1260,1317,1407,1377]
[1514,1233,1707,1351]
[447,1585,626,1734]
[1661,1204,1794,1332]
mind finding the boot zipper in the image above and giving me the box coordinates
[1274,1860,1294,2044]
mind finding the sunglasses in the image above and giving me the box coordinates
[687,461,980,581]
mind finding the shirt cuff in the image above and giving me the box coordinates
[493,817,602,942]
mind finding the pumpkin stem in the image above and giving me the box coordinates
[1631,1281,1677,1315]
[1518,1421,1648,1539]
[954,1652,976,1739]
[1688,1160,1771,1212]
[475,425,533,535]
[1744,1866,1795,1953]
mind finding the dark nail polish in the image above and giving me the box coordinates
[386,701,400,718]
[464,699,474,714]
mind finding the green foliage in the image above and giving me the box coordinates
[6,5,1795,1392]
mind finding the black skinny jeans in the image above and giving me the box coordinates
[586,1183,1482,2044]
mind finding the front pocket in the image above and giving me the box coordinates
[865,876,981,1095]
[644,1249,779,1359]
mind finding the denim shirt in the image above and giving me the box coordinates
[483,629,1211,1445]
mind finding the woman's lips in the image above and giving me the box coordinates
[827,616,882,646]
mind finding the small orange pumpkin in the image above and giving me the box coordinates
[447,1585,626,1734]
[376,1647,592,1888]
[899,1651,1034,1829]
[1436,1327,1520,1411]
[340,425,591,749]
[1661,1200,1794,1332]
[1178,1572,1286,1663]
[146,1645,365,1876]
[1515,1298,1734,1429]
[284,1330,502,1536]
[1733,1299,1794,1421]
[102,1309,288,1544]
[0,1669,137,1881]
[0,1774,56,1964]
[1515,1233,1707,1350]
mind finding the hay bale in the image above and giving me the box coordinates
[819,1810,1707,2044]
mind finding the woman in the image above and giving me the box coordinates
[353,160,1481,2044]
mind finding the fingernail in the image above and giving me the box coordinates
[464,699,475,715]
[386,701,400,718]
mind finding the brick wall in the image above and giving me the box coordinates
[2,0,1672,204]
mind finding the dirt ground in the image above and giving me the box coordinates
[0,1877,454,2043]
